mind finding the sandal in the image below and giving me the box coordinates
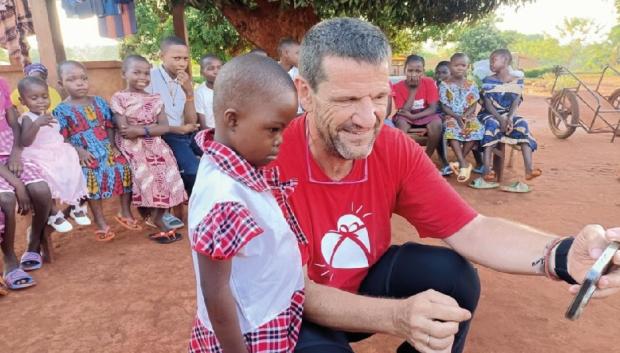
[94,227,116,242]
[473,165,485,174]
[20,251,43,271]
[525,168,543,181]
[457,164,473,183]
[113,214,143,231]
[483,170,497,182]
[469,177,500,189]
[47,211,73,233]
[69,204,92,226]
[4,268,36,290]
[0,276,8,296]
[148,230,182,244]
[500,181,531,193]
[162,213,184,229]
[449,162,460,175]
[440,165,454,177]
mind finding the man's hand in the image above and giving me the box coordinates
[35,114,56,127]
[14,184,31,215]
[568,226,620,298]
[392,289,471,353]
[178,123,200,135]
[176,70,194,94]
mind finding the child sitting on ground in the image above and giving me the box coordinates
[111,55,186,244]
[17,77,89,233]
[53,61,139,241]
[188,54,306,352]
[475,49,541,192]
[440,53,484,183]
[0,76,53,290]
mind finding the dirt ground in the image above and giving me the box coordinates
[1,95,619,353]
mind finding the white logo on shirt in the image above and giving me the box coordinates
[319,205,372,273]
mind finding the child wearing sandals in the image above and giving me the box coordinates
[111,55,186,244]
[188,54,305,352]
[439,53,484,183]
[17,77,89,233]
[0,77,53,291]
[475,49,541,192]
[53,61,140,241]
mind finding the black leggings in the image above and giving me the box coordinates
[294,242,481,353]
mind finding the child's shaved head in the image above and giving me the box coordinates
[213,54,296,122]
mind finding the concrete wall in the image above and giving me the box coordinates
[0,60,124,101]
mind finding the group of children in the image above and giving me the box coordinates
[392,48,542,192]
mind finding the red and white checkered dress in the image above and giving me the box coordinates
[188,130,307,353]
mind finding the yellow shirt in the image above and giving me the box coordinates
[10,87,62,113]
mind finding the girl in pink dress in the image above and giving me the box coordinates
[17,77,89,232]
[111,55,186,244]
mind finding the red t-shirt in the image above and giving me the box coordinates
[392,77,439,111]
[273,116,477,292]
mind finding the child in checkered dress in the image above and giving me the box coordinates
[187,54,304,352]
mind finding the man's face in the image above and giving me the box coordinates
[201,58,223,85]
[161,44,189,74]
[286,44,300,67]
[405,61,424,87]
[304,56,390,160]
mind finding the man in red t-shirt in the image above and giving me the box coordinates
[392,55,443,159]
[276,18,620,353]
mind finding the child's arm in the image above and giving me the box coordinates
[115,111,170,139]
[197,255,249,353]
[0,164,31,215]
[5,108,23,175]
[20,114,56,147]
[482,96,505,122]
[463,103,477,119]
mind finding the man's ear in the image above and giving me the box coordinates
[295,76,314,113]
[223,108,239,132]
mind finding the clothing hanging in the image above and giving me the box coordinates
[0,0,33,66]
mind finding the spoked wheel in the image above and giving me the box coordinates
[548,89,580,139]
[608,88,620,109]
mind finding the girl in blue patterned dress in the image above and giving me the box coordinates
[53,61,141,241]
[439,53,484,183]
[477,49,541,186]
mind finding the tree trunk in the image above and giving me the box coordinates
[214,0,319,57]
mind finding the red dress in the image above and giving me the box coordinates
[110,91,186,208]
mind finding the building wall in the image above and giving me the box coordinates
[0,61,124,101]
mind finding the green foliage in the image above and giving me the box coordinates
[120,1,243,62]
[523,67,553,78]
[456,17,507,61]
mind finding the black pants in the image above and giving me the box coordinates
[294,242,481,353]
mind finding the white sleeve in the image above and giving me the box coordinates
[204,93,215,128]
[194,88,206,115]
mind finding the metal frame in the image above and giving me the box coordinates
[547,65,620,142]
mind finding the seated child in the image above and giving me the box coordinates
[17,77,89,232]
[111,55,186,244]
[52,61,139,241]
[476,49,541,191]
[439,53,484,183]
[188,54,306,352]
[392,55,443,160]
[11,63,63,114]
[0,76,53,290]
[194,54,223,130]
[434,60,451,84]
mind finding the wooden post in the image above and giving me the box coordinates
[172,1,192,75]
[30,0,66,87]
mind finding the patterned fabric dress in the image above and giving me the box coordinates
[439,80,484,142]
[477,76,537,150]
[52,96,132,200]
[110,91,186,208]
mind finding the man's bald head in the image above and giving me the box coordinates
[213,54,296,123]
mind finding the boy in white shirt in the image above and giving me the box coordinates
[194,54,223,130]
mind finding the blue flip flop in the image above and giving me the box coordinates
[4,268,36,290]
[440,165,454,176]
[20,251,43,271]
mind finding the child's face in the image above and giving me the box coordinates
[201,58,222,84]
[60,65,89,98]
[285,44,300,66]
[490,54,509,73]
[161,44,190,74]
[229,90,298,167]
[405,61,424,87]
[435,65,450,82]
[20,84,50,114]
[450,57,469,79]
[123,60,151,91]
